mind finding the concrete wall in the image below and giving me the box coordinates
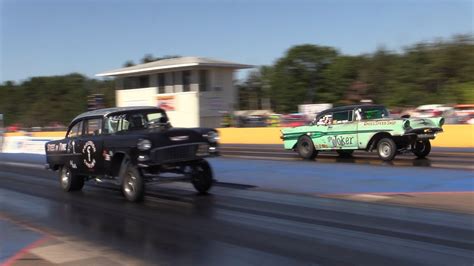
[116,87,157,107]
[159,92,200,128]
[217,125,474,147]
[4,125,473,148]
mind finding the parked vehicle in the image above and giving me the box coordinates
[281,113,307,127]
[281,104,444,161]
[45,106,219,202]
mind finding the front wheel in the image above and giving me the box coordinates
[191,160,214,194]
[377,138,397,161]
[297,135,318,160]
[59,166,84,192]
[121,165,145,202]
[412,140,431,158]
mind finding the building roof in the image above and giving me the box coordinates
[71,106,162,123]
[96,56,253,77]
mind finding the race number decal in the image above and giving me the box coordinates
[82,141,97,168]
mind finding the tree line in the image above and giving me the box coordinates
[0,74,115,127]
[1,34,473,126]
[238,34,474,113]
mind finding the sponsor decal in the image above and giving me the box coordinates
[327,135,354,147]
[82,141,97,169]
[362,120,396,126]
[170,136,189,141]
[46,142,67,152]
[157,96,175,111]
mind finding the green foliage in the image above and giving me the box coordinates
[239,34,474,113]
[0,74,115,127]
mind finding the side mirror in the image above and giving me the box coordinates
[401,114,410,119]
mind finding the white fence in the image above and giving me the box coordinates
[1,136,60,154]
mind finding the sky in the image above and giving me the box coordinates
[0,0,472,82]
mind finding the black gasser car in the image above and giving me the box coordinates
[45,106,219,202]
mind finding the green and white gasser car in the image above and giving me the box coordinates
[281,104,444,161]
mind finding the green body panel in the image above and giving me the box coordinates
[282,117,443,151]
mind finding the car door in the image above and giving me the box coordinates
[76,117,104,175]
[62,120,84,173]
[311,113,333,150]
[326,110,358,150]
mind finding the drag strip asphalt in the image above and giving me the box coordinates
[1,153,473,265]
[220,144,474,170]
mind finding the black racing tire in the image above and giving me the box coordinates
[412,140,431,158]
[121,165,145,202]
[191,159,214,194]
[297,135,318,160]
[59,166,84,192]
[337,150,354,157]
[377,138,397,161]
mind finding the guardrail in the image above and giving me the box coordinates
[1,125,473,154]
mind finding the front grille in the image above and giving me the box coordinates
[151,143,208,163]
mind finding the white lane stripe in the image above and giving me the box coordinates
[0,161,45,170]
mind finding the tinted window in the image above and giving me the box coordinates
[67,121,83,138]
[360,107,389,120]
[199,70,208,91]
[104,111,167,134]
[84,118,102,136]
[182,70,191,92]
[139,75,149,88]
[158,73,165,94]
[333,111,351,123]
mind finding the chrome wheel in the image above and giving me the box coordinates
[379,143,391,158]
[59,166,84,191]
[377,137,397,161]
[123,174,137,197]
[121,165,144,202]
[60,167,71,189]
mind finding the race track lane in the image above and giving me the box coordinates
[0,165,473,265]
[220,144,474,170]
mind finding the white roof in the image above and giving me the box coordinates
[96,56,253,77]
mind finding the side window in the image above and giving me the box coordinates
[332,111,351,124]
[84,118,102,136]
[317,114,333,125]
[104,114,130,134]
[67,121,83,138]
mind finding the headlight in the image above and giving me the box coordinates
[137,139,152,151]
[205,131,219,143]
[439,118,445,127]
[403,120,410,130]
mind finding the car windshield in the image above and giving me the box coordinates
[359,107,390,120]
[104,110,168,133]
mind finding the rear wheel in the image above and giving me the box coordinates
[377,138,397,161]
[412,140,431,158]
[297,135,318,160]
[121,165,145,202]
[59,166,84,191]
[191,160,214,194]
[337,150,354,157]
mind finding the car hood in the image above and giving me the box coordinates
[132,127,207,147]
[406,117,437,128]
